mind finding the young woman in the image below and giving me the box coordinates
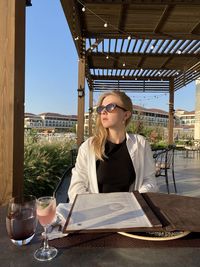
[68,91,158,202]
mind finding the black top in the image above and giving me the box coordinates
[96,139,136,193]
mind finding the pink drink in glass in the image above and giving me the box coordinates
[37,198,56,226]
[34,196,58,261]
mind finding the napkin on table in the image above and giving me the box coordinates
[44,203,72,240]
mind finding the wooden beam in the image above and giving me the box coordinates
[191,20,200,34]
[84,0,200,4]
[168,78,174,145]
[91,75,170,81]
[0,0,26,204]
[77,58,85,146]
[87,52,199,59]
[60,0,83,58]
[154,5,174,33]
[84,32,200,41]
[118,4,129,33]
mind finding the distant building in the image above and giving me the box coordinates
[84,105,171,136]
[175,109,195,126]
[174,109,195,140]
[25,105,197,140]
[132,105,169,127]
[24,112,77,131]
[24,113,43,128]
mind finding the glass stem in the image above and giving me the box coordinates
[43,226,49,249]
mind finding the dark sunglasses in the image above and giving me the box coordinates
[96,103,127,114]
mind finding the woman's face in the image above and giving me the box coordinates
[99,95,130,130]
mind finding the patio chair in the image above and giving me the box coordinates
[70,148,78,165]
[54,165,74,204]
[153,146,177,194]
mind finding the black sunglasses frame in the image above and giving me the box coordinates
[96,103,127,114]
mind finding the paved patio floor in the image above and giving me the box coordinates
[156,150,200,197]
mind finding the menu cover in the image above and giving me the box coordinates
[143,192,200,232]
[63,192,200,234]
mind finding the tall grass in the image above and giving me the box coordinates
[24,132,76,197]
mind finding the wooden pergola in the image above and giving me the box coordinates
[0,0,199,203]
[60,0,200,144]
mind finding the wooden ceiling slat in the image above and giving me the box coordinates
[150,69,159,76]
[179,40,191,52]
[172,40,185,53]
[143,39,151,53]
[175,70,200,89]
[189,43,200,54]
[126,38,132,52]
[96,40,99,52]
[166,40,179,53]
[119,69,122,76]
[127,69,131,76]
[158,39,171,53]
[155,39,165,52]
[184,40,199,53]
[138,39,145,53]
[108,39,111,53]
[145,69,153,76]
[114,39,118,53]
[131,69,137,76]
[149,39,159,54]
[161,69,169,76]
[120,39,125,53]
[89,38,92,48]
[132,39,138,53]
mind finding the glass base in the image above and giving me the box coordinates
[34,246,58,261]
[11,233,35,246]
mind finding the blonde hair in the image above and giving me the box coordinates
[92,91,133,160]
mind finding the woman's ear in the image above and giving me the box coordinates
[124,111,131,121]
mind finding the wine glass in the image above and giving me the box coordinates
[34,196,58,261]
[6,195,37,246]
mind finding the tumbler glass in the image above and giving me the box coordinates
[6,195,37,246]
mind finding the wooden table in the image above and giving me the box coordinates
[1,205,200,267]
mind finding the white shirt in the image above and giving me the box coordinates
[68,133,158,203]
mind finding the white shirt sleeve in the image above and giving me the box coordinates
[68,141,90,203]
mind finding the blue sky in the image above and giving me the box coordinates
[25,0,197,115]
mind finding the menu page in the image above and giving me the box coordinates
[65,192,152,232]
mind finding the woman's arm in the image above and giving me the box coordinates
[139,139,158,193]
[68,141,90,203]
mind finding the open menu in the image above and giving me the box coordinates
[63,191,200,233]
[63,192,162,233]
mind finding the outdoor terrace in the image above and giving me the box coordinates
[157,150,200,197]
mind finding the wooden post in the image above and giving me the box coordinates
[77,58,85,146]
[88,90,93,136]
[168,78,174,145]
[0,0,26,204]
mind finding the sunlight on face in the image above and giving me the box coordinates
[100,95,127,130]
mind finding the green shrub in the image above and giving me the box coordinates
[24,133,76,197]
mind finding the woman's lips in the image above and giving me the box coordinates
[102,117,108,121]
